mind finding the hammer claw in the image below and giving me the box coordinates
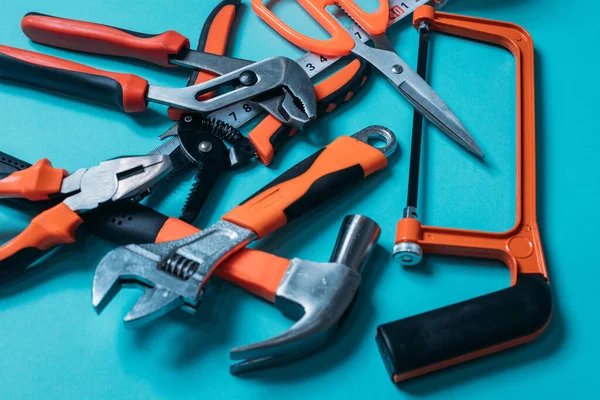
[230,314,333,373]
[230,347,322,375]
[229,215,381,374]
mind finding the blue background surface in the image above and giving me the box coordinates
[0,0,598,398]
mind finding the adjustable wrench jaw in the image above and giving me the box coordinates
[92,220,255,327]
[230,259,362,374]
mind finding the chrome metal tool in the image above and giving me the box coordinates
[91,126,396,327]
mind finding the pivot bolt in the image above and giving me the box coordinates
[198,141,213,153]
[392,65,403,74]
[393,242,423,266]
[239,71,258,86]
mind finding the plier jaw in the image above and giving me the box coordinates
[60,156,173,212]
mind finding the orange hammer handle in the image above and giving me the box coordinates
[154,217,288,303]
[223,135,388,238]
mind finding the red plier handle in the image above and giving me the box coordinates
[21,12,189,68]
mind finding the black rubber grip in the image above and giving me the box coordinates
[237,146,366,227]
[317,56,370,116]
[84,202,169,245]
[0,151,31,178]
[269,124,294,152]
[376,273,552,382]
[240,149,324,204]
[283,165,364,222]
[0,51,128,111]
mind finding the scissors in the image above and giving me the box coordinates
[252,0,484,158]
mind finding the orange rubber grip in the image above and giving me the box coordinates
[0,45,149,112]
[0,158,66,201]
[155,217,289,303]
[168,2,239,120]
[251,0,388,56]
[0,203,83,261]
[223,135,387,238]
[21,13,189,68]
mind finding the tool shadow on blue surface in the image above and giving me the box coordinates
[125,277,241,364]
[0,232,105,297]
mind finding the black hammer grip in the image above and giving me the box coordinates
[376,274,552,382]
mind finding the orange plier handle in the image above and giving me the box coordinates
[0,159,82,278]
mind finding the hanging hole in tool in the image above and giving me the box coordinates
[352,126,397,157]
[367,134,388,149]
[184,116,193,123]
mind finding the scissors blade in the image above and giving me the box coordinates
[350,37,485,158]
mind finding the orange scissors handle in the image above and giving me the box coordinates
[251,0,389,56]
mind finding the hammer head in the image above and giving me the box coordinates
[230,214,381,374]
